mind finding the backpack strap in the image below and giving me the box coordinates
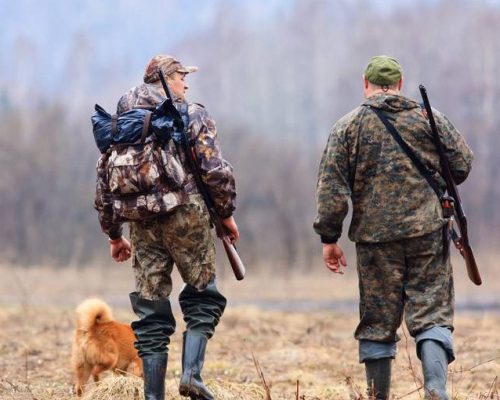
[367,105,443,199]
[140,111,153,143]
[133,105,156,111]
[111,114,118,137]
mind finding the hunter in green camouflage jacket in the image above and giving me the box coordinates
[314,55,474,400]
[314,93,473,244]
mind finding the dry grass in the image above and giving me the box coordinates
[0,264,498,399]
[78,375,266,400]
[0,304,498,400]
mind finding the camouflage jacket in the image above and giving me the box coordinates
[95,81,236,239]
[314,93,473,244]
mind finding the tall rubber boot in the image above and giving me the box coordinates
[179,333,213,400]
[421,340,449,400]
[129,292,176,357]
[178,280,227,338]
[129,293,176,400]
[142,354,167,400]
[365,357,392,400]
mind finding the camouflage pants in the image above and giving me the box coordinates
[355,228,454,343]
[129,194,216,300]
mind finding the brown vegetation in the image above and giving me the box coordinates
[0,305,498,399]
[0,264,498,400]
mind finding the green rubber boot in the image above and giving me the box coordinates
[365,357,392,400]
[179,333,213,400]
[129,293,176,400]
[142,354,167,400]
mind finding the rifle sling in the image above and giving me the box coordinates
[368,106,443,200]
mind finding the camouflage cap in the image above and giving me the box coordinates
[364,55,402,86]
[143,55,198,84]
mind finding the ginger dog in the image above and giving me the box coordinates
[71,298,142,396]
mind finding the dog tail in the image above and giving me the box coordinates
[75,298,114,331]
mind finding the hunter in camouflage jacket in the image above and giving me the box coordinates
[313,93,473,244]
[94,81,236,239]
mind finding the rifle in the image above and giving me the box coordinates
[419,85,481,286]
[158,71,245,281]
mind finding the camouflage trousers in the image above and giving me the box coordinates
[354,228,454,344]
[129,194,216,300]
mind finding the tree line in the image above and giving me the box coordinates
[1,0,499,268]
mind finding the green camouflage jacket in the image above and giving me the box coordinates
[314,93,473,244]
[95,81,236,239]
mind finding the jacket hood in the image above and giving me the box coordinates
[362,93,420,113]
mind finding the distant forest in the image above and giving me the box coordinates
[1,0,499,267]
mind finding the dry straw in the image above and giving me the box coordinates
[81,375,143,400]
[81,375,267,400]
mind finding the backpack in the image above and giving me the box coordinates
[92,100,188,222]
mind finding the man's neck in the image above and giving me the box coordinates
[366,89,400,98]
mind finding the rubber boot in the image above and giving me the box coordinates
[142,354,167,400]
[129,292,176,357]
[179,333,214,400]
[365,357,392,400]
[421,340,449,400]
[129,293,176,400]
[179,280,227,339]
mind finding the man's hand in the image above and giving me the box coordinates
[109,236,132,262]
[322,243,347,274]
[222,216,240,244]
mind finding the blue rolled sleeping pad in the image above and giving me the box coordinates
[91,100,179,153]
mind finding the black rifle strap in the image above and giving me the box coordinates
[368,106,442,199]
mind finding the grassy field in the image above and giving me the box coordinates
[0,264,498,399]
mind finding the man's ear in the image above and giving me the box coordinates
[363,75,369,89]
[397,77,403,90]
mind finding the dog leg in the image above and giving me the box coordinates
[91,363,113,383]
[75,362,92,396]
[130,358,143,377]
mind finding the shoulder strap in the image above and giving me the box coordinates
[111,114,118,137]
[368,106,442,199]
[140,111,153,143]
[133,105,156,111]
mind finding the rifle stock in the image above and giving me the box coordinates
[455,216,481,285]
[419,85,481,286]
[209,206,245,280]
[198,161,246,281]
[462,244,481,285]
[222,236,246,281]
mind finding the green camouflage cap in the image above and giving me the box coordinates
[143,55,198,84]
[364,55,402,86]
